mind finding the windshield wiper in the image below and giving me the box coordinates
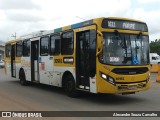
[137,31,142,39]
[133,32,142,64]
[114,30,126,48]
[122,37,130,64]
[114,30,131,64]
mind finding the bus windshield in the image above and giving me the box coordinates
[100,33,149,65]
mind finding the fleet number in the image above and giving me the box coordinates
[108,21,116,28]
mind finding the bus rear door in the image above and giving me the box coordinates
[31,40,39,82]
[11,44,16,77]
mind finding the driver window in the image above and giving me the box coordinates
[152,57,156,60]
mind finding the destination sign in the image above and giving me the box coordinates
[102,19,148,32]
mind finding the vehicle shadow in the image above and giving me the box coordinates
[78,92,146,105]
[7,80,65,95]
[8,80,146,105]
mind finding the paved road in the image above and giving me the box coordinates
[0,68,160,120]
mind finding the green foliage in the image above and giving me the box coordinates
[150,39,160,55]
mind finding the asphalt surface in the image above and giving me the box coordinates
[0,68,160,120]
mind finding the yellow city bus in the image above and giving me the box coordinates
[5,39,22,77]
[5,17,150,97]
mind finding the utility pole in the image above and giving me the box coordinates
[76,16,86,21]
[11,32,16,39]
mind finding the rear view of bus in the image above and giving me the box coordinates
[97,17,150,94]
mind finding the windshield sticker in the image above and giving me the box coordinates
[132,56,139,64]
[110,57,120,62]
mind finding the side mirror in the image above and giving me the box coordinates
[137,31,142,39]
[96,30,103,57]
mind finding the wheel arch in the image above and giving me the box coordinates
[19,67,24,79]
[62,71,75,88]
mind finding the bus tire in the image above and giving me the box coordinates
[19,70,28,86]
[64,75,78,97]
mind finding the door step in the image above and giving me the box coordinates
[79,85,90,90]
[32,80,40,83]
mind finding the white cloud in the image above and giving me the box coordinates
[133,8,160,40]
[0,0,159,41]
[137,0,160,3]
[32,0,132,28]
[0,21,46,40]
[0,10,6,21]
[0,0,133,41]
[0,0,41,10]
[150,33,160,42]
[5,10,45,22]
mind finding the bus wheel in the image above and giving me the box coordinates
[64,75,78,97]
[19,70,28,86]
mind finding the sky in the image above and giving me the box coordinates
[0,0,160,42]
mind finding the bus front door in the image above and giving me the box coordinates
[31,40,39,82]
[11,45,16,77]
[76,30,96,90]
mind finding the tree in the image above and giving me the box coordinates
[150,39,160,55]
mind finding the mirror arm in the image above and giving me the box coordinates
[96,48,102,57]
[97,30,103,36]
[96,30,103,57]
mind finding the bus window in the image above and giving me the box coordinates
[40,36,49,56]
[16,41,22,57]
[89,30,96,77]
[61,31,74,55]
[50,35,60,55]
[5,44,11,57]
[23,40,30,57]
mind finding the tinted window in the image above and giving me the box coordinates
[5,44,11,57]
[50,35,60,55]
[61,31,74,55]
[23,40,30,57]
[40,37,49,56]
[16,41,22,57]
[89,30,96,77]
[152,57,156,60]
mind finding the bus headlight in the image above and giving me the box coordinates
[100,72,116,86]
[108,76,115,85]
[102,73,107,79]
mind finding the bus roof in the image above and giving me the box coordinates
[107,17,145,23]
[6,17,147,41]
[49,17,146,33]
[5,39,21,45]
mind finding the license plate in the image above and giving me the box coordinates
[128,85,137,90]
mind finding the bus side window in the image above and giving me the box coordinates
[5,44,11,57]
[16,41,22,57]
[50,35,60,55]
[23,40,30,57]
[61,31,74,55]
[152,57,156,60]
[40,36,49,56]
[89,30,96,77]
